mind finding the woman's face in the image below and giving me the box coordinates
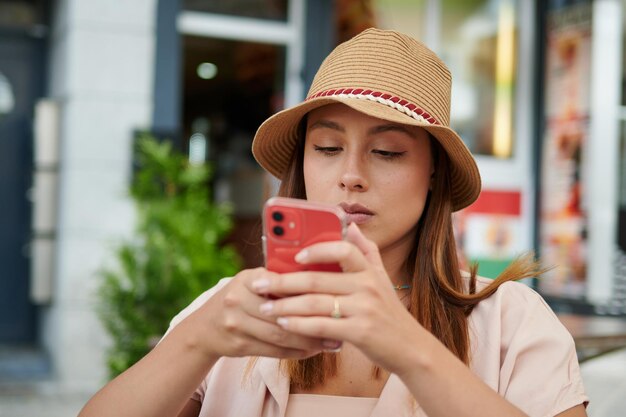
[303,103,433,257]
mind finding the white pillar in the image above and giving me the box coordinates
[43,0,156,391]
[587,0,622,303]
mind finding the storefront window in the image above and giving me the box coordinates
[0,0,44,28]
[369,0,427,43]
[441,0,517,158]
[538,1,592,298]
[369,0,517,158]
[618,14,626,248]
[183,0,287,21]
[615,12,626,306]
[618,120,626,249]
[183,35,286,267]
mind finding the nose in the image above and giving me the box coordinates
[339,154,369,192]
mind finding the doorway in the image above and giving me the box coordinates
[178,2,305,268]
[0,34,44,343]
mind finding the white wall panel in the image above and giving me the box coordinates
[43,0,157,390]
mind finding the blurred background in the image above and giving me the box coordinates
[1,0,626,416]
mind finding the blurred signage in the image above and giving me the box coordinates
[454,190,523,278]
[539,2,592,298]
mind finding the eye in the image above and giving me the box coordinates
[372,149,406,159]
[313,145,342,156]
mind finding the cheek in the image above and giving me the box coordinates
[381,168,430,225]
[385,166,430,196]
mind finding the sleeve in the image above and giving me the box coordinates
[160,277,233,402]
[497,282,589,417]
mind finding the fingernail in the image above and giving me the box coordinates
[276,317,289,328]
[259,301,274,315]
[295,249,308,263]
[252,278,270,292]
[322,339,343,352]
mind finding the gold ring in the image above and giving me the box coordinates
[331,297,341,319]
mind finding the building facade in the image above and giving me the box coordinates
[0,0,624,391]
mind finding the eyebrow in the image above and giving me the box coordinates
[308,119,417,138]
[367,124,417,138]
[308,119,345,132]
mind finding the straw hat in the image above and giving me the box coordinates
[252,28,481,211]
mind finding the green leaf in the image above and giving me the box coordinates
[96,134,241,379]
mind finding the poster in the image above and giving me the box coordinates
[539,2,592,297]
[454,190,523,279]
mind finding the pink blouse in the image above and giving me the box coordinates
[285,394,377,417]
[167,275,588,417]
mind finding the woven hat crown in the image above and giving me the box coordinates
[308,29,452,126]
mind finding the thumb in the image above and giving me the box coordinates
[345,223,384,269]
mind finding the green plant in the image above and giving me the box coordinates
[98,134,240,378]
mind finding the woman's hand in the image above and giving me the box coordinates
[78,268,333,417]
[183,267,338,361]
[249,223,424,375]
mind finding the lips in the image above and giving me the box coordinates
[339,202,374,225]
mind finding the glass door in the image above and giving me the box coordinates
[178,0,305,268]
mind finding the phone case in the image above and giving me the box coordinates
[263,197,347,273]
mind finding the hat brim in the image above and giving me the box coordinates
[252,96,481,211]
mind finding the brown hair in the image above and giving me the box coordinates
[277,123,543,390]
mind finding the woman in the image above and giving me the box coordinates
[79,28,588,417]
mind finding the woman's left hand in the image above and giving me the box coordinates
[251,223,423,375]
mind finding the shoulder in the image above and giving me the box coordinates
[468,273,568,342]
[464,271,555,320]
[465,271,576,372]
[466,274,589,415]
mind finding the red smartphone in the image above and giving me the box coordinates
[263,197,347,273]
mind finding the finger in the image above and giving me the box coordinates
[238,267,286,304]
[275,315,350,342]
[221,269,324,326]
[221,273,277,319]
[259,294,350,319]
[242,337,340,358]
[345,223,385,268]
[295,240,368,273]
[234,314,331,353]
[228,276,336,325]
[250,271,358,296]
[230,335,321,360]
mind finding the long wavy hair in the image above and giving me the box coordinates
[276,119,542,390]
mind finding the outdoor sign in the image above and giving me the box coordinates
[539,2,592,298]
[454,190,523,279]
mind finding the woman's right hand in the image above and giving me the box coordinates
[182,267,334,361]
[78,267,325,417]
